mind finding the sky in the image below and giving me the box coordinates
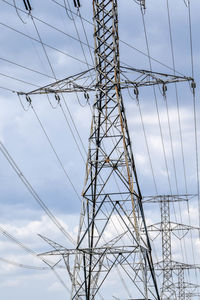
[0,0,200,299]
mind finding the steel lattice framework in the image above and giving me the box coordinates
[35,1,161,298]
[160,197,175,300]
[61,1,159,298]
[144,195,200,300]
[177,268,184,300]
[19,1,195,299]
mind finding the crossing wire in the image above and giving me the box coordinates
[2,0,94,49]
[165,0,189,196]
[30,103,82,203]
[0,85,18,93]
[137,3,192,288]
[0,72,39,88]
[28,14,88,202]
[2,0,186,78]
[29,10,89,157]
[62,0,92,71]
[50,0,186,76]
[186,0,200,283]
[166,0,197,273]
[0,257,46,270]
[140,9,173,195]
[0,226,70,291]
[27,8,92,168]
[121,70,158,195]
[0,140,76,246]
[187,0,200,233]
[0,22,92,67]
[0,57,54,79]
[0,256,64,270]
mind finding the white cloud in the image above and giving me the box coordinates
[1,0,200,298]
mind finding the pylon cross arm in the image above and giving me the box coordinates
[18,66,193,98]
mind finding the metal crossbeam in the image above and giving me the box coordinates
[18,67,193,96]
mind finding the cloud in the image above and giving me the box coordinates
[1,0,200,298]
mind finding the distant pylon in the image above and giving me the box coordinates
[143,195,199,300]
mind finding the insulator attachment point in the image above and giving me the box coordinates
[25,95,31,104]
[162,84,167,97]
[55,94,60,102]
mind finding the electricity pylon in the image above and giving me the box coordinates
[175,266,200,300]
[143,195,199,300]
[154,261,200,300]
[19,1,194,299]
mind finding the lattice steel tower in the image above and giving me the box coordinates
[66,1,159,298]
[20,0,193,298]
[143,195,200,300]
[38,1,161,298]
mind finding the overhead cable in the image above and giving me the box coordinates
[0,22,92,67]
[0,141,76,245]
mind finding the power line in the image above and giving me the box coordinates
[50,0,186,76]
[0,225,70,291]
[0,140,76,245]
[0,72,39,88]
[28,11,89,168]
[62,0,92,71]
[165,0,197,272]
[165,0,189,197]
[2,0,186,79]
[138,4,193,290]
[27,13,86,203]
[0,57,54,79]
[187,0,200,233]
[0,22,92,67]
[140,9,173,195]
[0,85,17,93]
[121,71,158,195]
[30,103,82,203]
[77,8,94,65]
[2,0,94,49]
[0,256,51,270]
